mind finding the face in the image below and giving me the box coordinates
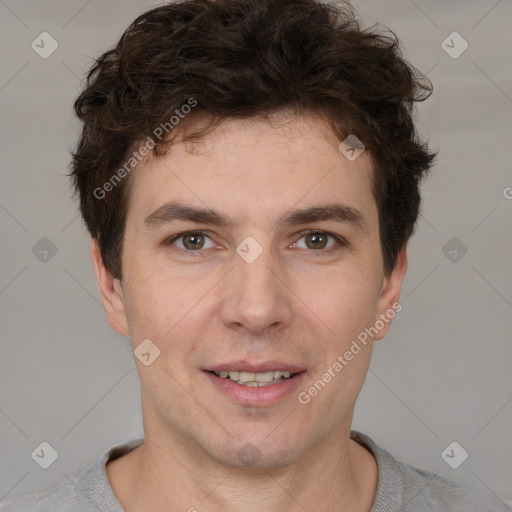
[93,113,407,470]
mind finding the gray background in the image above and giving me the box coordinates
[1,0,511,507]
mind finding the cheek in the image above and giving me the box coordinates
[124,265,215,353]
[298,279,378,411]
[295,267,381,345]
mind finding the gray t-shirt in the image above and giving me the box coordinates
[1,430,509,511]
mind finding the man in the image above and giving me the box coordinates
[1,0,508,510]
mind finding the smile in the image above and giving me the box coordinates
[212,370,295,387]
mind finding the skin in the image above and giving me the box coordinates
[92,112,408,511]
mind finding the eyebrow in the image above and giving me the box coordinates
[143,200,366,231]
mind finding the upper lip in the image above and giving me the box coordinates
[205,360,306,373]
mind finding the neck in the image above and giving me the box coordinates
[106,424,378,511]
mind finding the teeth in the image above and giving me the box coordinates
[239,379,287,387]
[215,370,295,384]
[238,372,256,383]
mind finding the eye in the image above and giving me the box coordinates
[293,230,347,254]
[169,231,215,252]
[166,229,347,258]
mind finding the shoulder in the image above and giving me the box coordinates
[350,430,510,512]
[0,484,80,512]
[0,480,84,512]
[397,461,509,511]
[0,438,143,512]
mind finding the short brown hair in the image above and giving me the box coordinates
[69,0,436,280]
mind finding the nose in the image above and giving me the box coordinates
[221,242,294,336]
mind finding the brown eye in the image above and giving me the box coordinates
[293,230,346,255]
[181,232,206,250]
[304,232,328,250]
[167,230,215,258]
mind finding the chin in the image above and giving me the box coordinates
[201,433,307,471]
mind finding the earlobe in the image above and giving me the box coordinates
[373,245,408,341]
[91,239,130,337]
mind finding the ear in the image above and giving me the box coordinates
[91,238,130,336]
[373,245,408,342]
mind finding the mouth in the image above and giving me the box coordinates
[207,369,298,387]
[203,361,306,405]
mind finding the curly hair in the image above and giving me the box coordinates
[69,0,437,280]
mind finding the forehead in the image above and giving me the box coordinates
[125,114,377,230]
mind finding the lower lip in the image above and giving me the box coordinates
[203,371,306,406]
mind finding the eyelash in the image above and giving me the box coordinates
[166,230,348,258]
